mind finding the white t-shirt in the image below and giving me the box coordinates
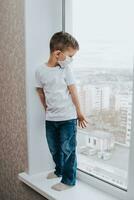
[35,63,77,121]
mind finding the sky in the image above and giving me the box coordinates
[70,0,134,69]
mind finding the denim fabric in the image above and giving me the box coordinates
[45,118,77,186]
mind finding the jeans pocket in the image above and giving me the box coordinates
[66,118,77,123]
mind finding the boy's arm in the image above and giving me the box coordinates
[67,84,88,128]
[36,88,47,110]
[64,66,88,128]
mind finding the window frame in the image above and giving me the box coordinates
[63,0,134,199]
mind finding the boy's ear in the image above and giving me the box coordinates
[54,50,61,58]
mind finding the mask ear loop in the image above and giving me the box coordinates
[56,51,63,69]
[58,51,66,69]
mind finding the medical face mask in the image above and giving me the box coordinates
[58,55,73,68]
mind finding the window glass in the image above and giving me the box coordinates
[70,0,134,190]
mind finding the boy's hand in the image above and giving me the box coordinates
[77,110,88,128]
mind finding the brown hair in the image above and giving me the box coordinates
[49,31,79,53]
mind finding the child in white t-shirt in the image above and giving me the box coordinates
[35,31,88,191]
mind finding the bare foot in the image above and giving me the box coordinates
[46,172,59,179]
[51,182,75,191]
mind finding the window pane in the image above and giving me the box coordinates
[69,0,134,190]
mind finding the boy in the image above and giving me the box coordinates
[35,31,88,191]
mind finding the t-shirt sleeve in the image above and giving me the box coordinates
[64,66,76,86]
[35,69,43,88]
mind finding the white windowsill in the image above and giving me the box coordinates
[18,170,120,200]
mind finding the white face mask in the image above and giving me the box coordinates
[58,55,73,68]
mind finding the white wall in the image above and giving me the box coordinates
[24,0,62,175]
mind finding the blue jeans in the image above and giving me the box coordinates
[45,118,77,186]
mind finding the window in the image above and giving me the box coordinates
[65,0,134,198]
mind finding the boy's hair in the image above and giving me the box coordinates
[50,31,79,53]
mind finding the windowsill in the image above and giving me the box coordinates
[18,170,119,200]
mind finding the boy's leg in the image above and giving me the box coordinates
[53,119,77,187]
[45,120,63,177]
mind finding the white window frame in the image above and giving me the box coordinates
[63,0,134,199]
